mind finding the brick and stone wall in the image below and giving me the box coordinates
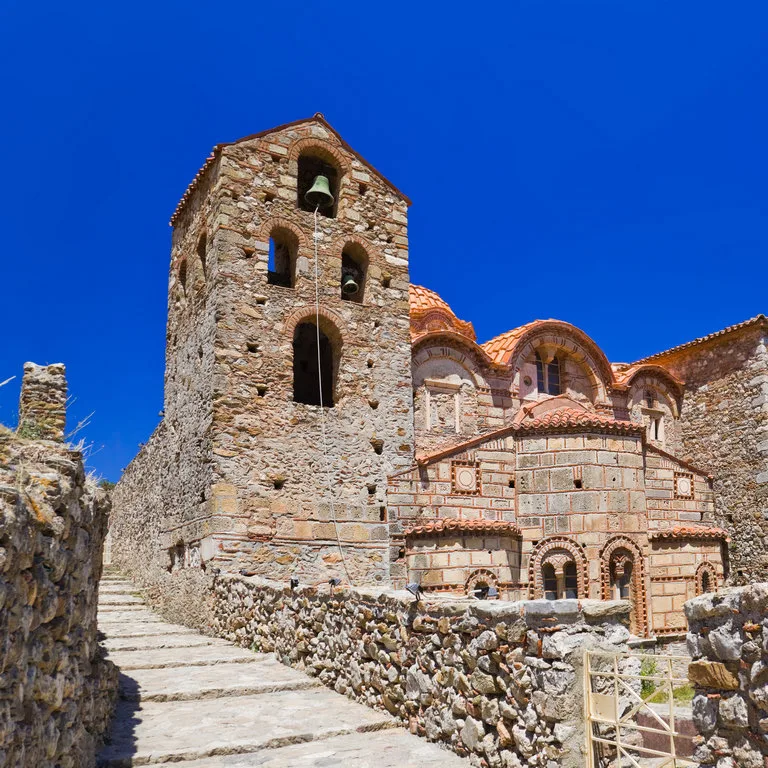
[661,324,768,580]
[0,410,117,766]
[685,583,768,768]
[212,572,632,768]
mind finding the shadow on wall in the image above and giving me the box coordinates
[96,675,140,766]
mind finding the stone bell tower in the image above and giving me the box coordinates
[163,114,414,585]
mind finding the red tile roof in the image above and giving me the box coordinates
[405,519,521,537]
[649,526,730,542]
[481,322,547,364]
[409,284,477,342]
[632,315,768,365]
[517,407,643,435]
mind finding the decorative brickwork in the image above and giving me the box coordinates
[528,536,589,600]
[599,535,648,637]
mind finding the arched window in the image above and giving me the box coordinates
[564,561,578,599]
[340,243,368,303]
[600,539,647,637]
[695,563,717,596]
[535,351,561,396]
[543,563,558,600]
[267,229,298,288]
[178,260,188,294]
[197,232,207,279]
[297,153,339,218]
[293,321,336,407]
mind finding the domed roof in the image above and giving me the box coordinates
[409,284,476,343]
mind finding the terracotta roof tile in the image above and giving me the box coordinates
[409,284,476,342]
[632,315,768,365]
[481,322,546,364]
[518,407,642,435]
[649,526,730,542]
[405,519,521,537]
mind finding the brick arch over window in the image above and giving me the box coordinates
[627,374,681,419]
[465,569,498,598]
[257,218,308,252]
[284,305,348,344]
[288,137,350,171]
[600,536,648,637]
[508,324,614,404]
[528,537,589,599]
[695,561,718,595]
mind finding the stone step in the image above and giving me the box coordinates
[98,603,148,612]
[98,611,163,624]
[107,644,259,671]
[96,687,397,766]
[172,729,469,767]
[99,595,145,605]
[98,621,199,638]
[99,582,136,591]
[105,633,224,653]
[118,659,319,702]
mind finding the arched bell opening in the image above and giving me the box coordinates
[292,320,339,407]
[340,243,368,303]
[267,227,299,288]
[297,152,340,218]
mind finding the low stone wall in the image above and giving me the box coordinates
[685,583,768,768]
[213,574,631,768]
[0,426,118,767]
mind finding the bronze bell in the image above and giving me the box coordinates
[341,273,360,294]
[304,174,334,208]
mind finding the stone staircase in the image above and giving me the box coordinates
[96,573,468,767]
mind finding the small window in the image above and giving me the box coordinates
[297,154,338,218]
[340,244,368,303]
[535,351,562,396]
[543,563,558,600]
[650,416,663,442]
[701,570,711,594]
[267,229,297,288]
[293,321,335,407]
[564,561,578,599]
[197,232,207,278]
[178,260,188,294]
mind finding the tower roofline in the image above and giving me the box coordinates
[170,113,411,226]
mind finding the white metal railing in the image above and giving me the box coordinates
[584,650,697,768]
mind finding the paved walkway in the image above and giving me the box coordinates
[96,574,468,767]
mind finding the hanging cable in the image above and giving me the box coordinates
[313,206,352,584]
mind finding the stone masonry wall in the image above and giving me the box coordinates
[109,423,216,629]
[0,424,117,767]
[17,363,67,441]
[212,573,632,768]
[685,583,768,768]
[665,325,768,580]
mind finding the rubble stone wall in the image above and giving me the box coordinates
[685,583,768,768]
[18,362,67,441]
[0,427,118,768]
[109,423,215,629]
[213,573,632,768]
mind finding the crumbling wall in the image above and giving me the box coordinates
[17,362,67,441]
[685,583,768,768]
[213,573,631,768]
[0,416,117,766]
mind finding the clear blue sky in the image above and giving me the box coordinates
[1,1,765,481]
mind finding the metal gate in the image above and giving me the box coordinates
[584,650,696,767]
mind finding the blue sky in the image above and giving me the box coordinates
[1,1,766,481]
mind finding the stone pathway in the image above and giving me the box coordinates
[97,574,468,767]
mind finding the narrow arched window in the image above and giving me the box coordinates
[543,563,558,600]
[293,322,335,407]
[197,232,207,278]
[564,561,578,599]
[535,351,562,396]
[178,260,188,294]
[267,229,298,288]
[297,153,339,218]
[701,570,711,594]
[340,244,367,303]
